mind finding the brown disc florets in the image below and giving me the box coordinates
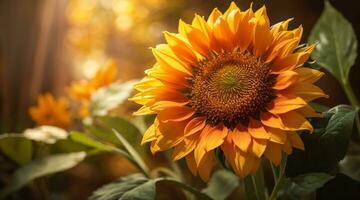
[189,50,276,128]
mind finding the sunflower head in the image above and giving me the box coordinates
[131,2,327,181]
[29,94,71,128]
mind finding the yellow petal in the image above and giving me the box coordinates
[267,95,307,114]
[195,125,227,166]
[295,67,325,84]
[264,142,282,165]
[141,124,156,144]
[184,117,206,137]
[252,6,272,57]
[251,138,267,157]
[282,83,328,102]
[273,70,299,90]
[198,151,215,181]
[207,8,222,27]
[164,32,199,66]
[266,127,287,144]
[261,112,285,129]
[185,153,198,175]
[152,45,191,75]
[296,105,321,118]
[288,132,305,150]
[248,118,270,139]
[279,111,313,132]
[230,126,252,152]
[172,135,197,160]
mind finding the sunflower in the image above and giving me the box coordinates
[69,61,117,117]
[130,2,327,181]
[29,94,71,128]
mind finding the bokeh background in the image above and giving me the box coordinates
[1,0,360,199]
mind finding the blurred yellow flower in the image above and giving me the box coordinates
[69,61,118,117]
[29,94,71,128]
[69,61,118,101]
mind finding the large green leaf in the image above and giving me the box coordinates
[0,134,32,165]
[286,105,358,176]
[89,174,213,200]
[70,131,114,152]
[308,1,357,84]
[90,80,138,116]
[202,169,239,200]
[89,174,156,200]
[112,130,150,177]
[92,116,141,147]
[278,173,334,200]
[0,152,86,199]
[316,173,360,199]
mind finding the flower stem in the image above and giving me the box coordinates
[342,80,360,136]
[244,162,266,200]
[269,155,287,200]
[342,81,360,107]
[244,176,258,200]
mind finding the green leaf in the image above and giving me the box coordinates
[92,116,141,147]
[316,173,360,199]
[278,173,334,200]
[287,105,358,176]
[0,134,32,165]
[202,169,239,200]
[112,130,150,177]
[89,174,156,200]
[89,174,214,200]
[90,80,138,116]
[70,131,114,152]
[308,1,357,84]
[158,179,213,200]
[0,152,86,199]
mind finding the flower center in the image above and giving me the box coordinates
[189,51,276,128]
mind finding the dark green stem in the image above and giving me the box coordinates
[342,80,360,136]
[269,155,287,200]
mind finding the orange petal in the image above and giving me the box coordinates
[152,45,191,75]
[141,124,156,144]
[295,67,324,84]
[172,135,197,160]
[198,151,215,181]
[234,8,254,51]
[273,71,299,90]
[207,8,222,27]
[252,6,272,57]
[296,105,321,118]
[288,132,305,150]
[264,142,282,165]
[281,83,328,102]
[251,138,267,157]
[261,112,285,129]
[265,127,287,144]
[281,139,293,155]
[183,23,211,57]
[230,126,252,152]
[185,153,198,175]
[194,125,227,166]
[152,101,194,123]
[184,117,206,136]
[279,111,313,132]
[213,16,233,50]
[248,118,270,139]
[267,95,307,114]
[164,32,199,66]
